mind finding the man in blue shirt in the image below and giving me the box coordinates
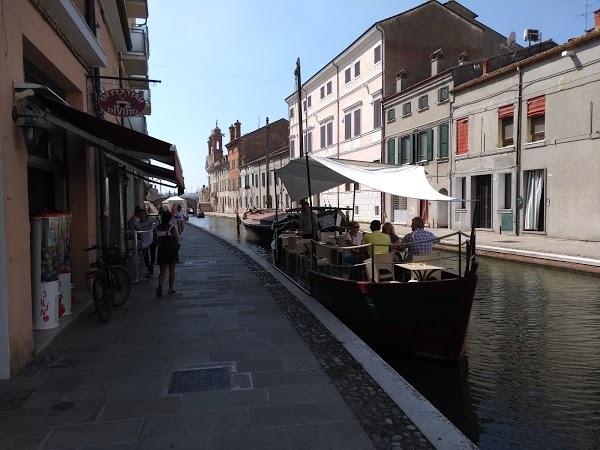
[400,216,438,261]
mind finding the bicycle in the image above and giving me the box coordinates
[84,245,131,322]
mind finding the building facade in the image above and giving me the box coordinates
[285,0,508,220]
[0,0,183,378]
[451,24,600,240]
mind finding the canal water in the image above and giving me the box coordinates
[188,216,600,449]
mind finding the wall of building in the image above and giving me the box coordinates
[519,40,600,240]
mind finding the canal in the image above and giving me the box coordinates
[188,216,600,449]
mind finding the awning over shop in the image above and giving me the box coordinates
[115,153,180,188]
[275,155,454,202]
[25,92,184,192]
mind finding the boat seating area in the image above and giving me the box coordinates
[275,230,474,289]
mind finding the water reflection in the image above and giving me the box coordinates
[189,216,600,448]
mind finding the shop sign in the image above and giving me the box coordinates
[98,89,146,116]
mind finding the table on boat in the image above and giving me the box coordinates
[395,263,444,281]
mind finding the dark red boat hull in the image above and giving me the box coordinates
[309,271,477,361]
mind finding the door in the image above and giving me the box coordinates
[437,188,449,228]
[523,169,545,231]
[474,175,492,228]
[392,195,407,224]
[420,199,429,224]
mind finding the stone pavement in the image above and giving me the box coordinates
[0,225,437,449]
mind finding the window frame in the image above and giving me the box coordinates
[326,80,332,95]
[374,44,381,64]
[387,108,395,123]
[373,97,382,129]
[437,86,449,103]
[402,102,411,117]
[344,67,351,84]
[418,95,429,110]
[354,60,361,78]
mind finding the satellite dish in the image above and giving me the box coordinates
[507,31,516,48]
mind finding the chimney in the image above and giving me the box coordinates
[234,120,241,139]
[595,9,600,30]
[430,49,445,76]
[229,125,235,141]
[395,69,409,94]
[458,51,469,65]
[482,59,491,75]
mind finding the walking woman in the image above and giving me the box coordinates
[156,210,179,297]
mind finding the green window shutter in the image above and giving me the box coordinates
[438,123,449,158]
[387,139,395,164]
[397,138,403,165]
[410,134,416,164]
[426,128,433,161]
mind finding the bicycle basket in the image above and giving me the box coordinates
[102,248,124,266]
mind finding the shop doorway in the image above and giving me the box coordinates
[473,174,492,229]
[28,167,56,214]
[392,196,408,224]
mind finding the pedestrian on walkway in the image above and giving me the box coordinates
[138,210,157,278]
[155,210,179,297]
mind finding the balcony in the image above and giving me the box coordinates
[122,116,147,135]
[125,0,148,19]
[122,26,149,77]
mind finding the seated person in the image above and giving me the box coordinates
[344,221,363,265]
[126,206,143,230]
[399,216,438,261]
[360,220,391,260]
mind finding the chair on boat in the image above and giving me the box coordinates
[364,252,397,282]
[313,242,332,274]
[412,251,441,266]
[319,231,337,244]
[284,237,303,270]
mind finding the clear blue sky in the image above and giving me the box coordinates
[146,0,593,193]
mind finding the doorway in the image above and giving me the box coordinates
[437,188,449,228]
[419,199,429,225]
[473,175,492,228]
[523,169,545,231]
[392,195,407,224]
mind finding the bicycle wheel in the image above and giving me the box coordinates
[92,277,111,323]
[110,266,131,307]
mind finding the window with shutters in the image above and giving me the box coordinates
[374,205,380,216]
[418,132,428,161]
[307,95,312,109]
[261,173,265,187]
[456,118,469,155]
[290,139,295,158]
[373,98,382,129]
[387,108,395,123]
[374,44,381,64]
[438,86,449,103]
[353,109,361,136]
[401,136,411,165]
[438,123,449,159]
[402,102,411,117]
[387,139,396,164]
[289,107,294,119]
[527,96,545,142]
[344,112,352,140]
[320,86,325,99]
[326,80,332,95]
[319,120,333,148]
[498,105,514,147]
[344,67,351,84]
[354,60,361,78]
[304,130,313,153]
[418,95,429,110]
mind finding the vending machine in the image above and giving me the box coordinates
[31,211,61,330]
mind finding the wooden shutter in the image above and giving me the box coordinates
[320,125,326,148]
[456,118,469,155]
[354,109,361,136]
[527,96,545,117]
[438,123,449,158]
[410,134,416,164]
[426,129,433,161]
[397,138,403,165]
[326,122,333,146]
[387,139,395,164]
[498,104,514,119]
[344,113,351,139]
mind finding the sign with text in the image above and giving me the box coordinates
[98,89,146,116]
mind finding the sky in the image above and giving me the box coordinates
[145,0,595,193]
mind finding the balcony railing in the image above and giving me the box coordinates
[121,116,147,135]
[122,26,148,77]
[125,0,148,19]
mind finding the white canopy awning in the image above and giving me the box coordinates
[275,156,454,202]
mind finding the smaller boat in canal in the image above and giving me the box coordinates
[240,208,289,237]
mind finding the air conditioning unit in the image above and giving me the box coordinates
[523,29,540,42]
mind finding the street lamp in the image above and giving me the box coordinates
[11,106,44,151]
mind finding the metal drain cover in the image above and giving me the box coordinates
[52,401,75,411]
[168,367,230,394]
[0,390,34,411]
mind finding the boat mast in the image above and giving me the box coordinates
[295,58,315,236]
[265,117,270,209]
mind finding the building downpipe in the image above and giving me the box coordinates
[515,66,524,236]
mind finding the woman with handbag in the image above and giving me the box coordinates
[155,210,180,297]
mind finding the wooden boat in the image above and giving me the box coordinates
[275,232,478,361]
[240,209,289,237]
